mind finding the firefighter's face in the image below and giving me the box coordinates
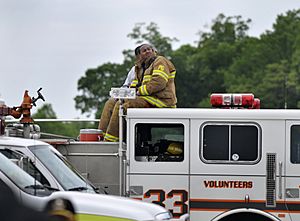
[139,45,155,59]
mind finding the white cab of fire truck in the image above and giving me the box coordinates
[0,150,175,221]
[123,94,300,221]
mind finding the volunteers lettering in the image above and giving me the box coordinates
[204,180,253,189]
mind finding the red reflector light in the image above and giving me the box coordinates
[251,98,260,109]
[210,94,224,107]
[241,94,254,107]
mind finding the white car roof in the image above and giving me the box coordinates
[0,136,49,147]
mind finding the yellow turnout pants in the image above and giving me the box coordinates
[99,97,153,142]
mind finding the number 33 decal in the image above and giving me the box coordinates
[144,189,188,217]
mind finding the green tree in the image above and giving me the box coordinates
[171,44,198,107]
[256,61,290,108]
[32,104,96,138]
[33,103,57,119]
[127,22,177,57]
[224,9,300,108]
[189,14,251,106]
[32,103,60,135]
[75,63,128,118]
[224,37,267,93]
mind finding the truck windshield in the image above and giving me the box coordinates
[0,153,50,196]
[29,145,96,193]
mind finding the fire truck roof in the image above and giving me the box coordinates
[127,108,300,120]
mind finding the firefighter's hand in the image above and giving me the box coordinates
[136,87,141,96]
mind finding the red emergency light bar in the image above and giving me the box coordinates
[210,93,260,109]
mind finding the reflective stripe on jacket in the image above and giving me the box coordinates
[137,56,177,108]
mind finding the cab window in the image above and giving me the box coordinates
[201,123,260,164]
[291,125,300,163]
[135,123,184,162]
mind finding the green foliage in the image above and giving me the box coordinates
[32,103,97,138]
[171,45,199,107]
[127,22,177,57]
[257,61,290,108]
[198,14,251,45]
[179,14,252,106]
[75,63,128,118]
[33,103,57,119]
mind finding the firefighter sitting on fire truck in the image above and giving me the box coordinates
[99,43,177,142]
[98,44,143,137]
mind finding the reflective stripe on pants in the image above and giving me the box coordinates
[105,97,153,140]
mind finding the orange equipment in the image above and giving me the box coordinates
[0,88,45,135]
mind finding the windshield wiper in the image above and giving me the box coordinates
[43,184,59,191]
[24,184,59,191]
[68,186,88,191]
[24,184,45,189]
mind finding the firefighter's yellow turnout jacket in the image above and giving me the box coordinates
[131,56,177,108]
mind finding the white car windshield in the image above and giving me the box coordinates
[29,145,95,193]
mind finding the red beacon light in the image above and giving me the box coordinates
[251,98,260,109]
[210,93,259,109]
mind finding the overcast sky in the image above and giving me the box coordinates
[0,0,299,119]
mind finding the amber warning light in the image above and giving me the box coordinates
[210,93,260,109]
